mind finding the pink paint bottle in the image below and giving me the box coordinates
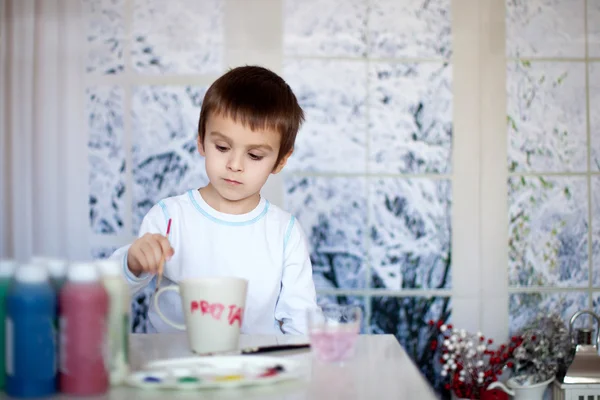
[58,262,109,395]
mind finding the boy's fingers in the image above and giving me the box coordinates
[141,241,161,272]
[157,235,174,260]
[148,235,166,266]
[137,243,154,272]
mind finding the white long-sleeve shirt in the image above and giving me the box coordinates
[110,189,317,335]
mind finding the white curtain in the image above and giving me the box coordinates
[0,0,89,262]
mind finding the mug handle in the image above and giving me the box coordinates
[154,285,186,330]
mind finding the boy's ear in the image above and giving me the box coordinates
[197,136,206,157]
[272,149,293,174]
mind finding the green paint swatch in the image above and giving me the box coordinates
[178,376,200,383]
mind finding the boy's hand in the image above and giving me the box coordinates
[127,233,174,277]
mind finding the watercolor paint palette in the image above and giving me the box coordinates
[126,356,302,390]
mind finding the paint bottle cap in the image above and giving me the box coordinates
[31,257,68,279]
[96,259,120,277]
[0,259,17,278]
[15,264,49,283]
[67,262,99,283]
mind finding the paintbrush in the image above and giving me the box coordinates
[196,343,311,356]
[240,343,310,354]
[155,218,172,293]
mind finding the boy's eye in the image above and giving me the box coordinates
[215,145,228,152]
[248,153,264,161]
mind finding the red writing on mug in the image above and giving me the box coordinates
[190,300,243,327]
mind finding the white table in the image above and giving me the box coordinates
[3,333,439,399]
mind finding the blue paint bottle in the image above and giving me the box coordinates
[5,264,57,398]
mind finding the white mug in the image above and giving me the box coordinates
[154,277,248,354]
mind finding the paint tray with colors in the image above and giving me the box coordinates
[126,356,302,390]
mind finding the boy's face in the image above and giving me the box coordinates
[198,113,290,209]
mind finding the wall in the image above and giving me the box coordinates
[0,0,8,258]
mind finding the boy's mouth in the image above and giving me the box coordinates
[224,178,242,185]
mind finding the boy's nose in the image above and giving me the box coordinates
[226,153,244,172]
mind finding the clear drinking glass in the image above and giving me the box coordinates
[307,304,362,363]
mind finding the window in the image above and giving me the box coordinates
[505,0,600,332]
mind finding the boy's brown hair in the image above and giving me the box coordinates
[197,66,305,169]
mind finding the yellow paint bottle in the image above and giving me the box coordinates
[96,260,130,385]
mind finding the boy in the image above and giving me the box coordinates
[110,66,317,335]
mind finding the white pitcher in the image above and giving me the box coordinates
[486,376,554,400]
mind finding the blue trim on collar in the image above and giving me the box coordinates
[283,216,295,251]
[187,190,269,226]
[158,200,171,238]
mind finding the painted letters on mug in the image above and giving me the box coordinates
[190,300,243,326]
[227,304,242,327]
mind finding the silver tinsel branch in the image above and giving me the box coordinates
[512,312,574,385]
